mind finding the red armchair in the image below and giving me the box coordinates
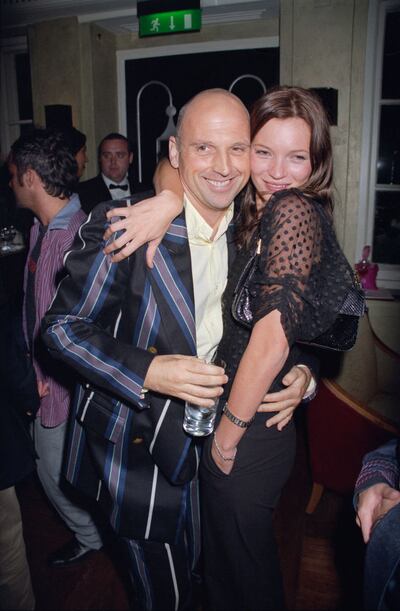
[306,312,400,513]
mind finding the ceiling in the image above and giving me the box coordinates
[1,0,279,38]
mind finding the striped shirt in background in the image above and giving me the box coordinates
[23,194,86,427]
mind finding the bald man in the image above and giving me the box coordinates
[43,90,312,610]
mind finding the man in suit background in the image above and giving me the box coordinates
[77,132,135,214]
[43,90,313,610]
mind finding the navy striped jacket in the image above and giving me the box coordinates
[42,196,236,544]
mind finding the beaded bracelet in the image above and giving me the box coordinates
[222,402,255,428]
[213,433,237,462]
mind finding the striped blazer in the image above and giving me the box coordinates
[43,196,236,544]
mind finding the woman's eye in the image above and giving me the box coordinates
[292,154,307,161]
[254,148,270,157]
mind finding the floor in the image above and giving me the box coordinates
[17,406,366,610]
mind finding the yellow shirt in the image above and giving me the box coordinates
[184,195,234,362]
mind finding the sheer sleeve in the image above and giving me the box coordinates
[252,189,354,346]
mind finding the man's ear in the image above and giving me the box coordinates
[128,152,133,165]
[169,137,179,169]
[23,168,36,188]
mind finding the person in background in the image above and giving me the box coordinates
[77,132,135,214]
[0,287,38,610]
[355,438,400,610]
[62,127,88,179]
[42,90,314,611]
[8,129,103,568]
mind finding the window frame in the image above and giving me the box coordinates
[0,36,33,163]
[358,0,400,289]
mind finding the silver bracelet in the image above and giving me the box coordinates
[222,403,255,428]
[213,433,237,462]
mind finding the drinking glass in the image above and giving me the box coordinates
[183,356,226,437]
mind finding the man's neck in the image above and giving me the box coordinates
[102,173,128,185]
[184,194,229,233]
[184,194,233,242]
[33,195,70,226]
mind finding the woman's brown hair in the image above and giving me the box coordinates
[236,86,334,248]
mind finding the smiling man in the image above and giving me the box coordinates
[77,132,135,214]
[43,89,249,611]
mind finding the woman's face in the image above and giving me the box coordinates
[250,117,312,209]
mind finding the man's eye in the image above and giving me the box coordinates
[116,153,128,159]
[231,146,247,154]
[196,144,210,153]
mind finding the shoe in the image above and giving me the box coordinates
[48,538,95,567]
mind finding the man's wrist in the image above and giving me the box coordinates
[296,364,317,402]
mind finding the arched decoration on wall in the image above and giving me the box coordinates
[229,74,267,95]
[136,80,176,184]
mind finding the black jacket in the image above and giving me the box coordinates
[77,174,136,215]
[0,299,39,490]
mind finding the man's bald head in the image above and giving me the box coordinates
[175,89,249,141]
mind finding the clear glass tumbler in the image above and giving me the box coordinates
[183,356,226,437]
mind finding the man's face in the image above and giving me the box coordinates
[100,139,133,184]
[8,162,30,208]
[169,93,250,227]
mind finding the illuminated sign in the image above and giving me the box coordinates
[139,9,201,36]
[137,1,201,37]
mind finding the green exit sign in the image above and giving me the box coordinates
[139,9,201,37]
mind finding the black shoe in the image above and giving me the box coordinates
[48,538,96,567]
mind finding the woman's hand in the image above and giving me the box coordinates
[103,190,183,266]
[211,432,236,475]
[257,365,311,430]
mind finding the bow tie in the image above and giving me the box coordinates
[109,183,128,191]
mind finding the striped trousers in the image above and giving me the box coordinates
[120,480,201,611]
[121,536,195,611]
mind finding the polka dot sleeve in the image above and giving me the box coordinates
[251,189,355,346]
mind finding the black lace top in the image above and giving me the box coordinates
[217,189,355,397]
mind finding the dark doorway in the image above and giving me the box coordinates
[125,46,279,188]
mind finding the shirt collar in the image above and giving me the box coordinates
[184,194,234,244]
[102,173,129,188]
[47,193,81,230]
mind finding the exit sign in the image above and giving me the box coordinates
[139,9,202,37]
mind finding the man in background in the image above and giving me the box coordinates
[8,129,103,568]
[77,132,135,214]
[62,127,88,179]
[355,438,400,610]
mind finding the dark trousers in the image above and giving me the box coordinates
[121,533,198,611]
[200,416,296,611]
[364,502,400,611]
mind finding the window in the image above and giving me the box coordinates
[358,0,400,288]
[0,37,33,161]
